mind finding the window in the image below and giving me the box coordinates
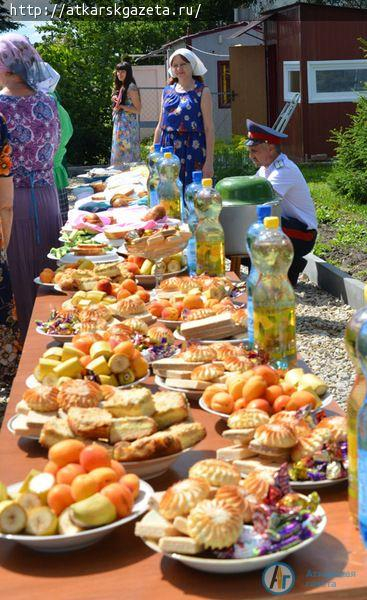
[308,60,367,103]
[283,61,300,102]
[217,61,231,108]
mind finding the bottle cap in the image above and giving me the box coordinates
[154,143,161,152]
[164,146,174,153]
[163,152,172,159]
[264,216,279,229]
[192,171,203,183]
[202,178,213,187]
[257,204,272,220]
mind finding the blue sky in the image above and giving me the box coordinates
[15,21,46,43]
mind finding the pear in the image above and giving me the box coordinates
[0,500,27,534]
[70,493,116,528]
[26,506,58,536]
[284,368,304,388]
[58,507,82,535]
[0,481,9,501]
[297,373,328,396]
[28,473,55,504]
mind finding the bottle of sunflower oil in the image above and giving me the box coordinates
[195,178,225,276]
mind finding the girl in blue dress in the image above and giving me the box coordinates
[154,49,214,189]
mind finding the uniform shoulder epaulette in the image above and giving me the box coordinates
[274,157,285,169]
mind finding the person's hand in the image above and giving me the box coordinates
[202,161,214,179]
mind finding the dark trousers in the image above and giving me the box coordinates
[281,217,317,287]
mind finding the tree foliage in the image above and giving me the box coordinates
[0,0,19,31]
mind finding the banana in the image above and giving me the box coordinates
[297,373,328,396]
[43,347,63,361]
[86,291,106,302]
[58,507,82,535]
[53,357,82,378]
[0,481,8,501]
[26,506,58,536]
[18,469,42,494]
[284,368,304,388]
[166,259,181,273]
[0,500,27,534]
[42,373,59,386]
[118,368,135,386]
[98,374,119,387]
[90,341,113,360]
[16,492,42,512]
[28,473,55,504]
[140,259,154,275]
[70,493,116,528]
[88,356,111,376]
[108,354,129,374]
[61,344,85,361]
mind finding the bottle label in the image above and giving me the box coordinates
[186,238,197,275]
[358,448,367,524]
[149,189,158,208]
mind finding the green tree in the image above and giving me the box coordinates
[0,0,19,31]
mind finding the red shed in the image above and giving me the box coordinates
[230,2,367,161]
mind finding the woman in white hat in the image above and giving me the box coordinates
[153,48,214,188]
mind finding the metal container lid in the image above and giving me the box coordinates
[215,176,275,206]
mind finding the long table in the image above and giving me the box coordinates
[0,289,366,599]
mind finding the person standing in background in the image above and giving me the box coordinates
[0,33,61,339]
[52,92,73,224]
[154,48,214,189]
[110,62,141,167]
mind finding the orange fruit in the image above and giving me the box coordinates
[273,395,291,412]
[49,439,86,467]
[56,463,86,485]
[253,365,279,386]
[265,385,284,404]
[131,355,149,378]
[246,399,272,414]
[210,392,234,415]
[161,306,180,321]
[90,467,118,490]
[182,294,204,310]
[43,461,59,476]
[201,384,227,408]
[117,288,131,300]
[101,482,133,518]
[121,279,138,294]
[110,459,126,479]
[120,473,140,500]
[136,289,150,303]
[286,391,316,411]
[242,376,268,403]
[234,398,248,411]
[79,443,111,472]
[125,262,140,275]
[47,484,74,515]
[114,340,135,359]
[71,473,99,501]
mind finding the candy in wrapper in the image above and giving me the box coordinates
[274,463,291,496]
[252,504,272,534]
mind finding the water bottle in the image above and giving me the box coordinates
[195,178,225,276]
[147,143,161,208]
[252,216,296,369]
[158,145,180,169]
[184,170,202,275]
[157,152,183,219]
[346,306,367,525]
[356,320,367,545]
[246,204,272,347]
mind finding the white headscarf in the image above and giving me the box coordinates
[168,48,207,77]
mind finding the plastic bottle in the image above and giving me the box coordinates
[251,216,296,369]
[246,204,272,347]
[158,145,181,169]
[195,178,225,276]
[147,143,161,208]
[345,305,367,526]
[356,320,367,544]
[184,170,203,275]
[157,152,183,219]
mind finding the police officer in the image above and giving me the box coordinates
[245,119,318,286]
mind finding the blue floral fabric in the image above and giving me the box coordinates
[110,84,140,167]
[160,81,206,188]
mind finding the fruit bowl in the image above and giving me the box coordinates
[25,373,149,390]
[35,326,74,343]
[121,448,191,480]
[0,480,153,553]
[33,276,55,288]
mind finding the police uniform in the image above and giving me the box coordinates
[245,119,318,286]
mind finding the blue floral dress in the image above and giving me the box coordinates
[0,114,21,384]
[160,81,206,188]
[110,83,140,167]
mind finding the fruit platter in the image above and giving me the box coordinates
[135,460,326,574]
[0,440,154,552]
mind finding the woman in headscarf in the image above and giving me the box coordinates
[0,33,61,338]
[154,48,214,189]
[110,61,141,167]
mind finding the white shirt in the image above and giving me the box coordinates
[256,153,318,231]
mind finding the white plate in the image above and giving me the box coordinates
[33,276,55,288]
[0,480,153,553]
[53,284,70,294]
[155,375,202,401]
[94,233,125,248]
[35,326,74,343]
[47,251,122,265]
[26,373,149,390]
[122,448,191,480]
[173,329,248,345]
[198,396,229,419]
[289,476,348,490]
[142,505,326,574]
[7,415,40,440]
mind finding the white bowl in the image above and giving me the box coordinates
[35,326,74,343]
[289,476,348,490]
[0,480,153,553]
[141,505,326,573]
[155,375,202,401]
[47,251,122,265]
[25,374,149,390]
[33,276,55,288]
[198,396,229,419]
[173,330,248,345]
[136,267,187,289]
[94,232,125,248]
[122,449,191,480]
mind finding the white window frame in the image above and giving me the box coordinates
[307,59,367,104]
[283,61,301,102]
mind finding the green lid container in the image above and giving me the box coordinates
[215,176,275,206]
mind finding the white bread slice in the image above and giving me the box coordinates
[164,378,210,391]
[159,535,204,555]
[148,491,165,511]
[154,370,193,380]
[26,410,58,426]
[180,313,233,334]
[134,510,178,539]
[234,456,284,475]
[152,357,204,371]
[11,415,41,437]
[222,428,256,444]
[172,516,189,536]
[216,444,257,462]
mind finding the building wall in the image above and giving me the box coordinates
[133,65,166,139]
[169,25,262,140]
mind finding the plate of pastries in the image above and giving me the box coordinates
[152,343,268,401]
[9,382,206,480]
[199,365,332,419]
[135,459,326,574]
[52,261,135,293]
[0,441,154,552]
[214,405,347,489]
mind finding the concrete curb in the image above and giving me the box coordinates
[305,254,365,309]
